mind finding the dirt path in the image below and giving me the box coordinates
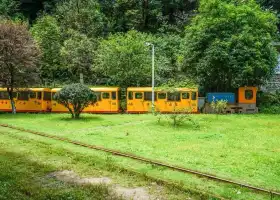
[47,170,159,200]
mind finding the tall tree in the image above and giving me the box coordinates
[0,20,41,113]
[94,30,170,87]
[99,0,197,34]
[181,0,278,92]
[55,0,105,38]
[31,15,63,86]
[60,30,96,84]
[0,0,20,19]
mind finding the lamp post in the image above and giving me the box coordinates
[145,42,155,112]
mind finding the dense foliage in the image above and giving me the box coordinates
[0,0,279,95]
[258,91,280,113]
[182,0,279,92]
[54,83,96,118]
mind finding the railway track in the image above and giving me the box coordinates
[1,123,279,199]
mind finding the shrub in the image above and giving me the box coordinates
[258,91,280,114]
[210,100,228,114]
[54,83,96,119]
[167,107,198,127]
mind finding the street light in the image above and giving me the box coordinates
[145,42,155,112]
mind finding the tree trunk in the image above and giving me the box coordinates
[7,87,16,114]
[80,73,84,84]
[11,98,16,114]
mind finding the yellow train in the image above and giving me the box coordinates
[0,86,257,114]
[126,87,198,113]
[0,88,51,112]
[51,87,120,113]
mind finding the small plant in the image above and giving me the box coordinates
[210,100,228,114]
[54,83,96,119]
[167,107,194,127]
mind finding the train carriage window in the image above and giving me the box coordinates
[182,92,190,99]
[18,92,29,100]
[135,92,143,99]
[167,92,180,101]
[158,93,166,99]
[44,92,52,100]
[245,90,253,100]
[128,92,133,100]
[37,92,42,100]
[112,92,117,100]
[94,92,101,101]
[191,92,197,100]
[29,92,36,99]
[102,92,110,99]
[0,91,9,99]
[144,92,157,101]
[12,92,17,98]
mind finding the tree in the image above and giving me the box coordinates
[31,15,63,85]
[181,0,279,92]
[99,0,197,34]
[54,83,96,119]
[0,20,40,113]
[55,0,105,38]
[0,0,18,17]
[94,30,170,87]
[60,30,96,84]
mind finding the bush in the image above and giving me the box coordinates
[210,100,228,114]
[154,106,198,128]
[258,91,280,114]
[54,83,96,119]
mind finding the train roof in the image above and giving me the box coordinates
[0,88,51,92]
[51,87,120,92]
[127,87,198,92]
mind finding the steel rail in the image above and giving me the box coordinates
[1,123,279,198]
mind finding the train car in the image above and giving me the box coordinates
[91,87,121,113]
[51,87,121,113]
[51,88,68,113]
[203,87,258,113]
[0,88,52,112]
[126,87,198,113]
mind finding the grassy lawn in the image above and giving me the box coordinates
[0,113,280,199]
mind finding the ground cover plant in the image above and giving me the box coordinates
[0,113,279,199]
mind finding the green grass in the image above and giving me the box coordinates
[0,113,280,199]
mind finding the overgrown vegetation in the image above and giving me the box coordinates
[258,91,280,113]
[181,0,279,92]
[210,100,228,115]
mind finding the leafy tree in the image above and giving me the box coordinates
[54,83,96,119]
[55,0,105,38]
[182,0,279,92]
[94,30,170,87]
[99,0,197,34]
[0,20,40,113]
[0,0,18,17]
[60,30,96,84]
[31,15,63,85]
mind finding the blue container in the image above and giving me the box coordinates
[206,93,235,104]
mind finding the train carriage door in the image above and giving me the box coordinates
[143,92,155,112]
[157,92,167,112]
[127,91,134,113]
[191,91,198,112]
[111,91,118,112]
[181,92,191,111]
[133,92,144,113]
[29,91,39,111]
[101,92,111,112]
[17,91,29,112]
[167,92,181,112]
